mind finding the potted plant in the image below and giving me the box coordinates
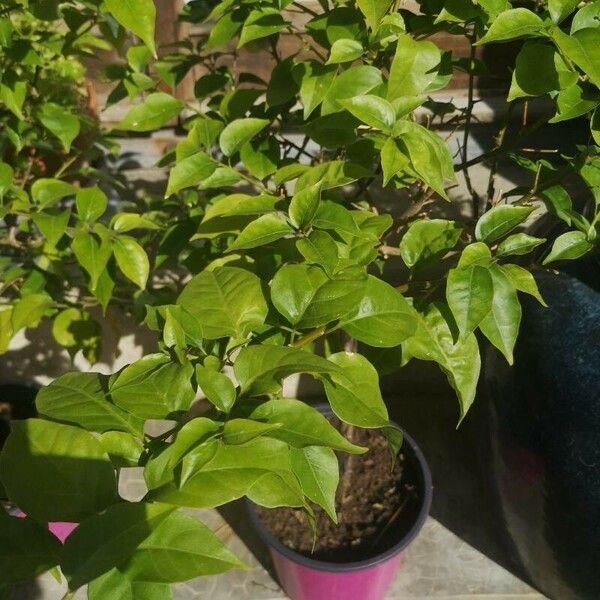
[1,0,599,599]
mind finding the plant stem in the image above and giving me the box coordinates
[291,326,326,348]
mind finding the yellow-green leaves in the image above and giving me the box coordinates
[38,103,80,152]
[477,8,546,44]
[289,182,321,229]
[543,230,594,264]
[357,0,393,32]
[166,151,217,197]
[475,204,534,243]
[72,230,112,290]
[114,236,149,289]
[219,118,270,156]
[227,213,292,251]
[238,7,286,47]
[117,93,183,132]
[339,95,395,132]
[326,38,363,64]
[104,0,157,56]
[76,186,108,223]
[399,219,463,268]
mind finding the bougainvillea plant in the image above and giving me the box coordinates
[1,0,599,597]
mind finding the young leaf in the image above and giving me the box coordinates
[227,213,292,251]
[223,419,282,445]
[166,151,217,196]
[117,93,183,132]
[551,28,600,87]
[542,230,594,264]
[476,8,546,45]
[32,208,71,247]
[104,0,156,56]
[380,137,409,185]
[114,236,150,289]
[88,569,172,600]
[475,205,534,243]
[339,95,395,132]
[321,66,382,115]
[357,0,393,32]
[549,0,581,24]
[72,231,113,290]
[299,61,337,118]
[289,183,321,230]
[296,230,339,276]
[496,233,545,256]
[196,365,237,413]
[219,118,269,156]
[500,264,547,306]
[76,186,108,223]
[0,419,117,522]
[326,38,363,64]
[238,7,286,47]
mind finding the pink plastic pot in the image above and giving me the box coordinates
[247,427,432,600]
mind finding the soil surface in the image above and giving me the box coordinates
[256,426,421,563]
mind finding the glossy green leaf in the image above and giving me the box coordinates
[39,103,80,152]
[240,137,279,180]
[222,419,282,445]
[289,183,321,230]
[322,66,382,114]
[476,8,545,45]
[291,446,338,522]
[381,137,409,185]
[549,0,580,24]
[399,219,463,268]
[0,419,117,522]
[72,230,112,290]
[238,7,285,47]
[110,354,195,419]
[571,1,600,33]
[105,0,156,55]
[36,371,142,435]
[402,303,480,419]
[475,205,534,243]
[117,93,183,132]
[551,28,600,87]
[196,365,236,413]
[479,265,522,364]
[219,118,269,156]
[99,431,143,468]
[234,345,341,396]
[114,236,150,289]
[299,61,337,118]
[11,293,51,332]
[76,186,107,223]
[227,213,292,251]
[542,230,594,264]
[496,233,545,256]
[31,178,76,207]
[61,502,175,589]
[500,264,547,306]
[32,208,71,247]
[323,352,389,427]
[166,152,216,196]
[296,230,339,276]
[88,569,172,600]
[339,95,395,132]
[0,515,62,584]
[357,0,393,31]
[326,38,363,64]
[447,265,494,335]
[339,276,417,347]
[177,267,267,339]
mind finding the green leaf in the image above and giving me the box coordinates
[245,399,366,453]
[0,162,13,198]
[61,502,175,590]
[291,446,338,522]
[36,371,143,435]
[500,264,547,306]
[206,11,244,50]
[110,354,195,419]
[476,8,546,44]
[223,419,282,445]
[116,93,183,132]
[508,42,578,101]
[289,183,321,229]
[571,1,600,33]
[114,236,150,289]
[166,152,216,196]
[104,0,156,56]
[111,213,160,232]
[99,431,143,468]
[446,265,494,335]
[458,241,493,267]
[11,294,51,332]
[475,205,534,243]
[238,7,286,47]
[267,57,300,107]
[0,419,117,522]
[549,0,580,23]
[219,118,269,156]
[551,27,600,88]
[338,276,417,347]
[435,0,482,23]
[234,345,341,396]
[357,0,393,32]
[177,267,268,339]
[323,352,389,427]
[387,35,441,99]
[322,65,382,115]
[31,178,76,207]
[39,103,80,152]
[72,230,113,290]
[542,230,594,264]
[196,365,236,413]
[399,219,463,268]
[76,186,108,222]
[479,265,522,364]
[402,303,480,420]
[381,137,409,186]
[32,208,71,247]
[0,80,26,120]
[144,418,220,490]
[326,38,363,64]
[296,230,339,276]
[299,62,337,119]
[339,95,395,132]
[52,308,102,361]
[240,137,279,180]
[0,515,62,584]
[150,437,304,509]
[496,233,545,256]
[88,569,172,600]
[227,213,292,251]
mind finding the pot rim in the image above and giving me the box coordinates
[246,407,433,573]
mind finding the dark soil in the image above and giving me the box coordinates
[256,426,422,563]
